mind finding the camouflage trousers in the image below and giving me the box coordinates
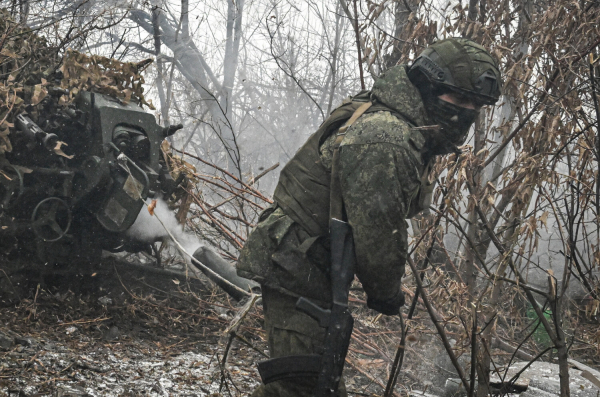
[251,286,347,397]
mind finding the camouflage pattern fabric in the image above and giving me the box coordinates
[238,206,332,303]
[413,38,502,105]
[250,287,347,397]
[239,65,438,303]
[240,65,445,396]
[334,111,431,303]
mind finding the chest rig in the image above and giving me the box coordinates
[273,91,433,238]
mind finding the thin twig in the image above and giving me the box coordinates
[406,256,471,391]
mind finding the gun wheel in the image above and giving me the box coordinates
[31,197,72,242]
[0,164,24,210]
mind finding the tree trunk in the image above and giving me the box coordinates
[385,0,419,68]
[129,8,242,174]
[152,6,169,126]
[326,1,344,114]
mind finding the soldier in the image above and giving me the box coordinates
[238,37,502,397]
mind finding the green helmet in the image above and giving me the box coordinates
[408,38,502,105]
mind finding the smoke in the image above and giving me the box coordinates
[125,198,260,297]
[126,198,202,255]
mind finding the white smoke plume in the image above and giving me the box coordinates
[126,198,202,255]
[125,198,259,298]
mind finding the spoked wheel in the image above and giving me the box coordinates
[0,165,24,210]
[31,197,72,242]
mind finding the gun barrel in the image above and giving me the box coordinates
[15,113,58,150]
[15,113,40,142]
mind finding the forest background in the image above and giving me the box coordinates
[1,0,600,396]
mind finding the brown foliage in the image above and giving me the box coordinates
[0,9,153,155]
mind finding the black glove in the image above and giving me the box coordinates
[367,289,405,316]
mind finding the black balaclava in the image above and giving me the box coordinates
[418,82,479,155]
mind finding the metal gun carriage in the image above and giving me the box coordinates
[0,91,183,264]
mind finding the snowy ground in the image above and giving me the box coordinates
[1,256,599,397]
[0,258,264,397]
[1,332,260,396]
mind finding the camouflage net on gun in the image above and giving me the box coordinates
[0,8,153,155]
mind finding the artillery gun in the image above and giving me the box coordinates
[0,91,183,265]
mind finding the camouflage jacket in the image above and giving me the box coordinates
[238,65,438,304]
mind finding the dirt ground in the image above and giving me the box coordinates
[1,255,598,397]
[0,256,267,397]
[0,256,421,397]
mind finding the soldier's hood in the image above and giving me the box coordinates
[371,65,429,127]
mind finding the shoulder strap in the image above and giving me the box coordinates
[329,102,372,225]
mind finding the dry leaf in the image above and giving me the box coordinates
[538,211,549,227]
[53,141,74,159]
[148,199,157,216]
[31,84,47,106]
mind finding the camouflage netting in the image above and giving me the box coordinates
[0,8,153,155]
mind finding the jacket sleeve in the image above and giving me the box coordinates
[338,117,424,306]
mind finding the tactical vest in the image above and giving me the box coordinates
[273,91,418,237]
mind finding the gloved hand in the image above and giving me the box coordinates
[367,288,405,315]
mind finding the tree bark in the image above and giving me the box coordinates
[129,8,242,174]
[152,6,169,126]
[326,1,344,114]
[385,0,419,68]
